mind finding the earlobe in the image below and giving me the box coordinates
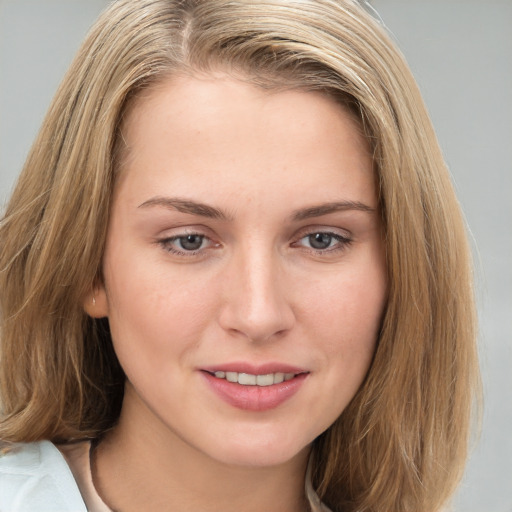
[83,284,109,318]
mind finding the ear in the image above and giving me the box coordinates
[83,281,109,318]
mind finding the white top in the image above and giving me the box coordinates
[0,441,332,512]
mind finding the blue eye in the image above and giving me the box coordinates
[298,231,351,252]
[159,233,211,255]
[307,233,335,250]
[176,234,205,251]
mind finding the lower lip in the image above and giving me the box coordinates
[201,372,308,411]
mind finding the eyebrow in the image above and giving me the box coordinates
[291,201,375,221]
[138,196,232,220]
[138,196,375,222]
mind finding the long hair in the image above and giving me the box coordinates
[0,1,479,510]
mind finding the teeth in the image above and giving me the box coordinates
[213,371,298,386]
[256,374,274,386]
[225,372,238,383]
[238,373,257,385]
[273,372,284,384]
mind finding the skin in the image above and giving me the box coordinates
[85,73,387,512]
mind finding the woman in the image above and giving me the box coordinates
[0,1,479,511]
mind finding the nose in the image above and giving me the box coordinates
[218,246,295,343]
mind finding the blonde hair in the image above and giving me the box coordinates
[0,1,479,510]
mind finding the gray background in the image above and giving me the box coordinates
[1,1,511,510]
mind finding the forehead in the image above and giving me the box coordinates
[114,73,375,210]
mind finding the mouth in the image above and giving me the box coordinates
[206,370,299,387]
[200,365,309,411]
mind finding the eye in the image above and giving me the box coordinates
[306,233,336,250]
[157,232,218,256]
[294,230,352,253]
[175,234,205,251]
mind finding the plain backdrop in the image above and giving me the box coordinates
[1,1,511,511]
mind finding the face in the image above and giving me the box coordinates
[87,73,387,468]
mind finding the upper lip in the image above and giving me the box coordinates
[200,362,308,375]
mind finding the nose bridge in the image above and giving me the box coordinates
[219,240,294,342]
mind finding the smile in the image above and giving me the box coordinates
[202,369,309,411]
[211,371,296,386]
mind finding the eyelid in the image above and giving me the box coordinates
[292,226,353,254]
[293,224,352,241]
[155,227,221,257]
[154,225,353,258]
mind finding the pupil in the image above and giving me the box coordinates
[179,235,203,251]
[309,233,332,249]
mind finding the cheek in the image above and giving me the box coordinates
[302,256,387,409]
[306,263,386,345]
[288,265,386,440]
[103,246,219,362]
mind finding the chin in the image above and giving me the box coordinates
[201,431,313,468]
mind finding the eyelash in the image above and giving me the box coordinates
[294,231,353,254]
[156,229,353,257]
[157,232,216,256]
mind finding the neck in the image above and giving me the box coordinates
[93,389,310,512]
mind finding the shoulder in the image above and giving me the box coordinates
[0,440,87,512]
